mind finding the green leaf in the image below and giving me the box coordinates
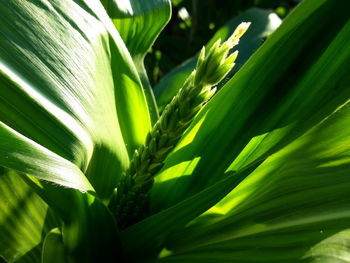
[120,163,261,261]
[41,229,67,263]
[0,0,151,198]
[154,7,282,111]
[151,0,350,212]
[24,177,122,263]
[158,102,350,262]
[0,168,59,263]
[101,0,172,123]
[62,195,122,262]
[0,122,93,192]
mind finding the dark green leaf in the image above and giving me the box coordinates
[24,177,122,263]
[41,229,67,263]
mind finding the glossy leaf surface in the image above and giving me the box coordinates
[0,0,152,198]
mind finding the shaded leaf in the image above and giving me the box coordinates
[41,229,67,263]
[0,168,59,263]
[24,177,122,263]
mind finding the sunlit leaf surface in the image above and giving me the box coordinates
[0,0,152,198]
[102,0,172,123]
[119,0,350,260]
[159,103,350,262]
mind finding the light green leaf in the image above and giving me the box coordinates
[0,0,151,198]
[154,7,282,111]
[151,0,350,212]
[0,168,60,263]
[102,0,172,123]
[159,102,350,262]
[0,122,93,192]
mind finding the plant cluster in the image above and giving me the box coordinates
[0,0,349,262]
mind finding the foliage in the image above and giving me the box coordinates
[0,0,349,262]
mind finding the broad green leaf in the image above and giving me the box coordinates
[0,168,59,263]
[121,163,261,261]
[41,229,67,263]
[151,0,350,212]
[0,122,93,192]
[158,102,350,262]
[101,0,172,123]
[154,7,282,111]
[0,0,151,198]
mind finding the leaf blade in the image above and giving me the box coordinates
[159,103,350,262]
[0,122,93,192]
[151,0,350,212]
[0,168,59,263]
[0,0,152,198]
[102,0,172,123]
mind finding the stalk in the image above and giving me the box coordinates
[110,22,251,229]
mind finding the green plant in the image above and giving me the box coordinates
[0,0,350,263]
[110,23,250,229]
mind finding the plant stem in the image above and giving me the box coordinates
[110,22,251,229]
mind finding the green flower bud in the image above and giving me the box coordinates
[158,133,168,148]
[149,137,157,155]
[226,51,239,65]
[196,22,250,86]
